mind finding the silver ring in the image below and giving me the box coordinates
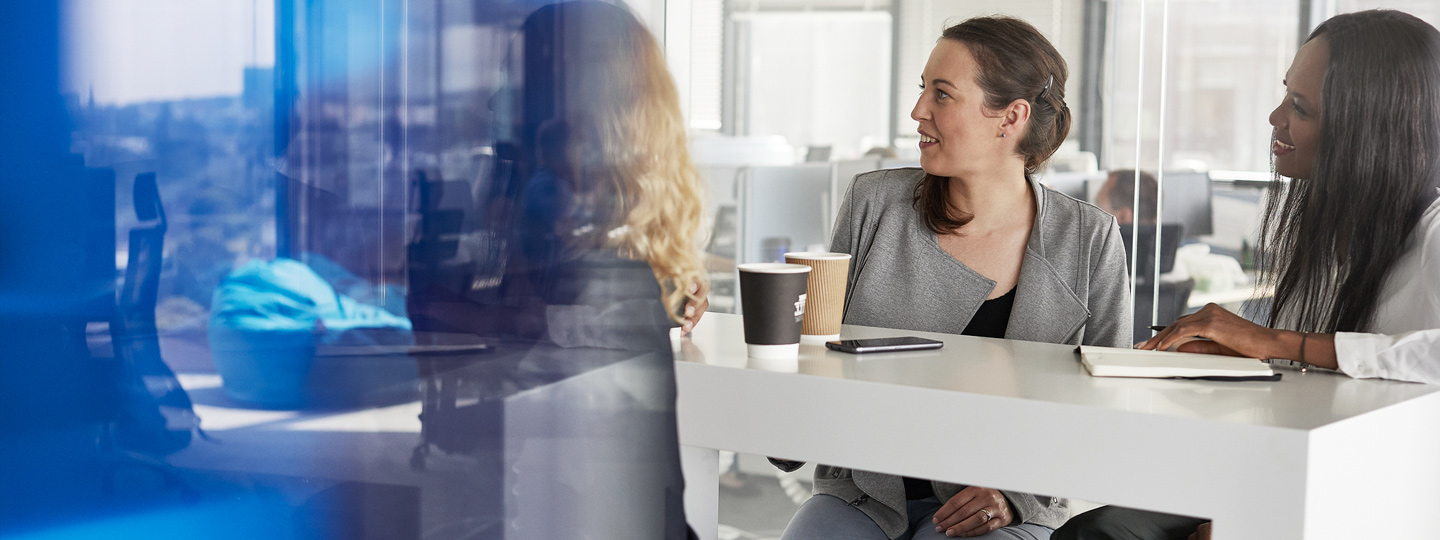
[980,508,993,522]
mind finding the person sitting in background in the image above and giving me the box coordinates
[1093,170,1158,226]
[1093,169,1174,276]
[772,16,1132,540]
[1056,9,1440,540]
[1093,170,1189,341]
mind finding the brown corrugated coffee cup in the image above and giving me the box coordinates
[783,252,851,341]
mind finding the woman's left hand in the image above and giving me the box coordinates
[931,486,1013,537]
[680,282,709,335]
[1187,521,1212,540]
[1137,303,1280,359]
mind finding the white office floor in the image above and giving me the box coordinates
[718,468,808,540]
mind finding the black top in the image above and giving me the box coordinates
[903,286,1016,500]
[959,286,1016,339]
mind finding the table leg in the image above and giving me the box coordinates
[682,445,719,540]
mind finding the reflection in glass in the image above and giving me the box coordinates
[6,1,703,538]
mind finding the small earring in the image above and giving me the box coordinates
[1000,133,1007,138]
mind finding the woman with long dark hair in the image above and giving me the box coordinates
[773,16,1132,540]
[1140,9,1440,386]
[1056,9,1440,540]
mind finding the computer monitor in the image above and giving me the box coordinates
[1159,171,1214,238]
[1119,223,1184,280]
[805,146,832,162]
[1038,170,1106,202]
[738,164,832,264]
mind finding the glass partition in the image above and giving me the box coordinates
[6,1,700,538]
[674,0,1317,338]
[669,0,1316,534]
[6,0,1436,536]
[1103,0,1298,340]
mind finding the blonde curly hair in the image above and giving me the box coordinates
[523,2,707,322]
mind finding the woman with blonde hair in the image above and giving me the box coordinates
[508,0,708,331]
[473,3,709,538]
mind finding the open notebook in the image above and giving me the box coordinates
[1076,345,1279,381]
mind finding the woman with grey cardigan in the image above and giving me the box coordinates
[772,17,1131,540]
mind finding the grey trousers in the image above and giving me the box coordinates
[781,494,1054,540]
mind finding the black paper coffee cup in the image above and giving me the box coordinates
[737,263,811,358]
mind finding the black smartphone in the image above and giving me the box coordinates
[825,336,944,354]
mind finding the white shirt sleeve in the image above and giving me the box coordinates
[1333,196,1440,384]
[1334,330,1440,384]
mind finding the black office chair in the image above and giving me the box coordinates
[102,172,201,498]
[1120,224,1193,340]
[1134,279,1196,340]
[1118,223,1184,281]
[406,169,478,334]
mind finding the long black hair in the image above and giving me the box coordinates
[1258,10,1440,333]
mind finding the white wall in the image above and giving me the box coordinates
[739,11,892,159]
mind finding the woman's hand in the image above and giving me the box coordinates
[681,282,709,335]
[1137,303,1281,359]
[1187,521,1212,540]
[1139,303,1340,369]
[931,486,1013,537]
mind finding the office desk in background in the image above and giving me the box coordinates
[1186,283,1273,309]
[168,337,697,540]
[675,313,1440,540]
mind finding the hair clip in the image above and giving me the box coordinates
[1036,75,1054,100]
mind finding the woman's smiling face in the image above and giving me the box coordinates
[1269,37,1328,180]
[911,39,1006,179]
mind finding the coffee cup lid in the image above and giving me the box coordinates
[784,251,852,260]
[737,262,811,274]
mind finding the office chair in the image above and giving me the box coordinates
[103,172,201,498]
[407,170,475,310]
[1118,223,1184,281]
[1134,279,1196,341]
[405,170,502,471]
[1120,224,1193,340]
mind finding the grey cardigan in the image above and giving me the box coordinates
[772,168,1132,538]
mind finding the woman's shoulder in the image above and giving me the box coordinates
[848,167,925,204]
[1413,192,1440,266]
[1037,183,1117,236]
[1418,191,1440,240]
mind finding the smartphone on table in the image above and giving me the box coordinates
[825,336,944,354]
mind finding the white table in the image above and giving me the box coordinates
[674,313,1440,539]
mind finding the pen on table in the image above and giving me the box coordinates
[1142,326,1167,349]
